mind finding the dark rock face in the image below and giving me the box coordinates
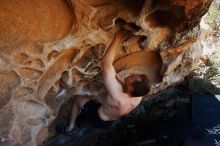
[44,79,220,146]
[0,0,213,145]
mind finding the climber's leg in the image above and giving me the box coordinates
[56,95,91,136]
[67,95,90,131]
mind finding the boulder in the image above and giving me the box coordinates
[0,0,213,145]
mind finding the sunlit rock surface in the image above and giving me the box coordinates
[0,0,212,145]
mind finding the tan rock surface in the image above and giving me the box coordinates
[0,0,212,145]
[114,51,162,85]
[0,0,73,43]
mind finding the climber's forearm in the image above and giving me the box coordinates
[103,34,122,66]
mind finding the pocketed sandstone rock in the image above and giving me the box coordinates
[0,0,213,145]
[24,59,45,69]
[12,86,33,99]
[0,70,20,108]
[18,67,43,80]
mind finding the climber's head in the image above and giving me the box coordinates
[123,74,150,97]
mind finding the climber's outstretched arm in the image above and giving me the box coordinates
[102,31,123,66]
[102,31,124,97]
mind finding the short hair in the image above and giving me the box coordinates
[131,75,150,97]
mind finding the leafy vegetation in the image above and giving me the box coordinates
[204,0,220,28]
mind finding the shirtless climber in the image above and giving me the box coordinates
[56,30,150,136]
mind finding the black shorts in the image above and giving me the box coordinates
[80,100,115,129]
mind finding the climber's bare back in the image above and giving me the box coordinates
[98,87,142,121]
